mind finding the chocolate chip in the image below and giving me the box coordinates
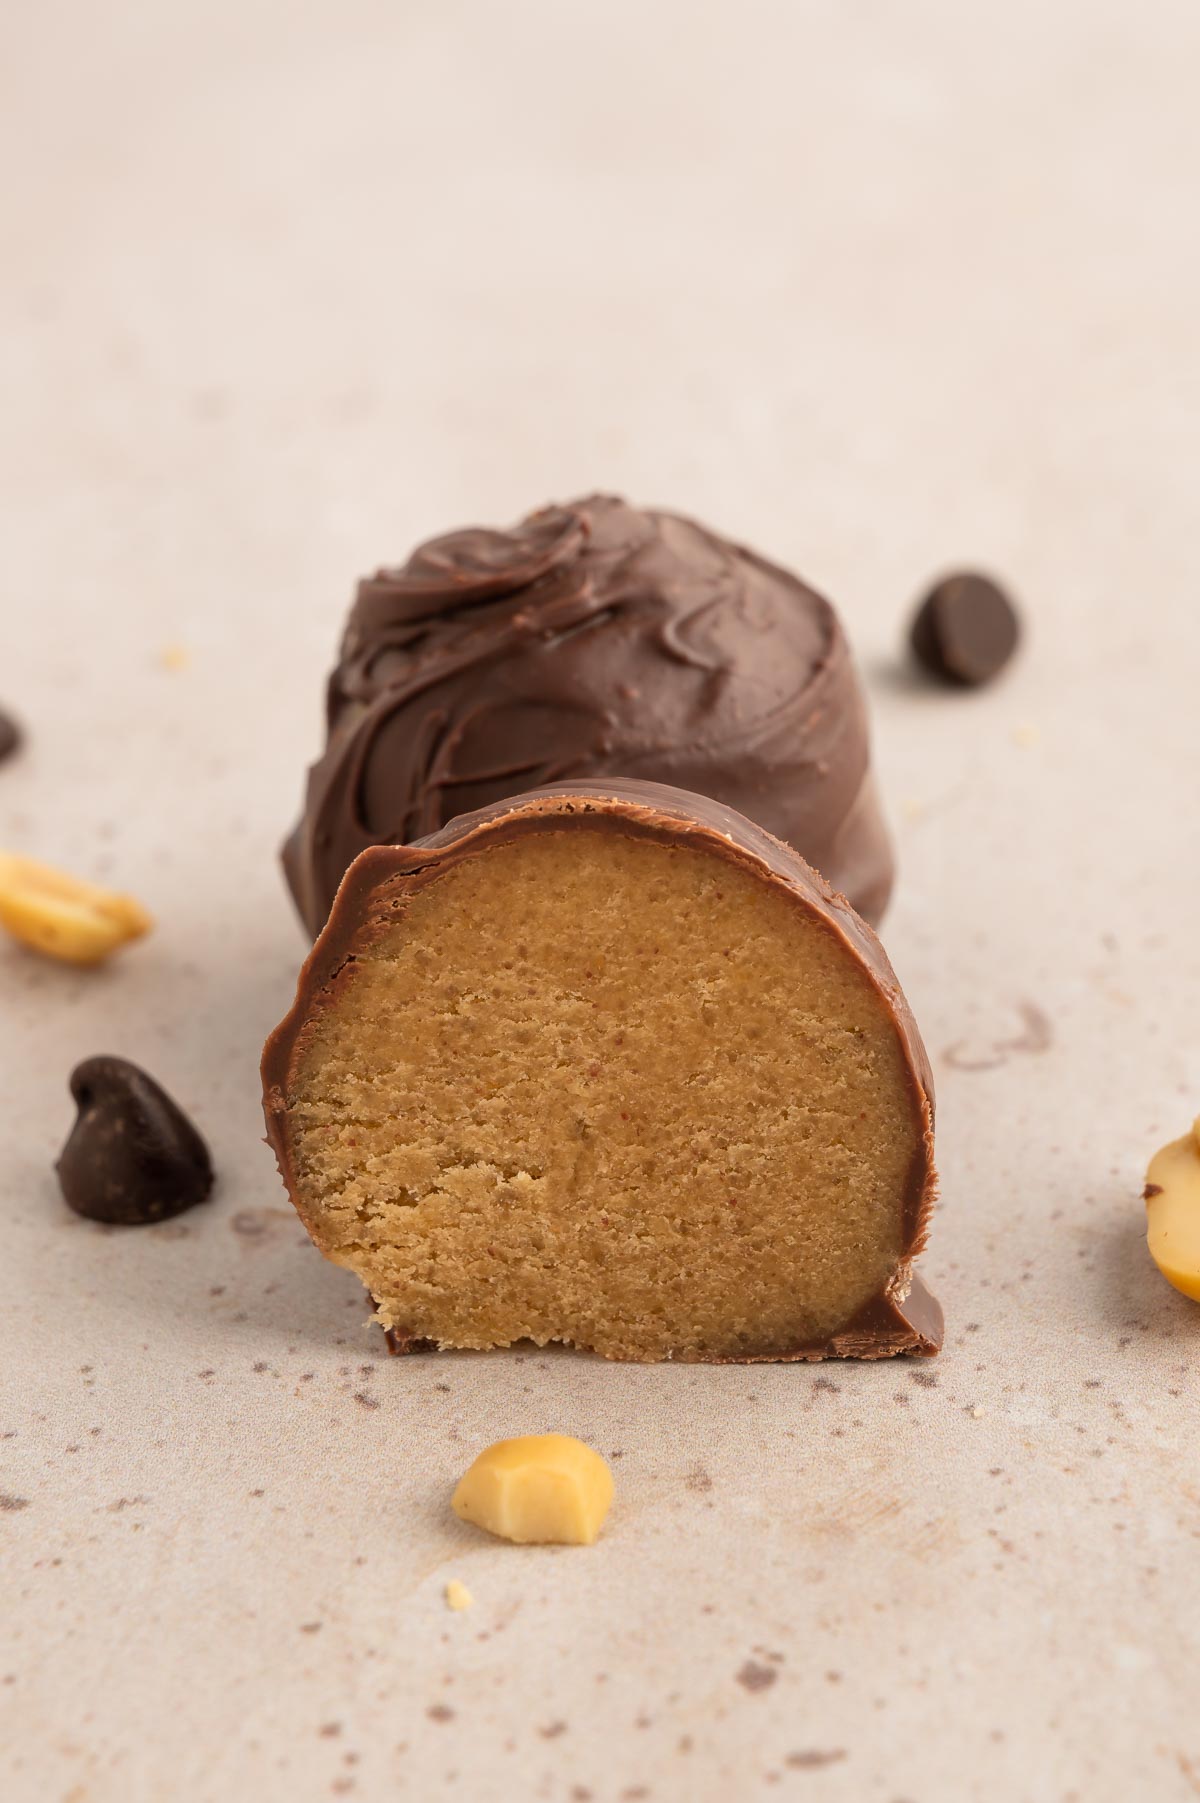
[909,573,1020,687]
[56,1056,214,1225]
[0,710,22,764]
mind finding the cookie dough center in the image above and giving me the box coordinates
[284,830,918,1359]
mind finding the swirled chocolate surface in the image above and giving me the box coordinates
[283,496,893,935]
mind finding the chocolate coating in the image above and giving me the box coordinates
[57,1056,214,1225]
[910,571,1020,687]
[283,496,894,936]
[265,778,940,1360]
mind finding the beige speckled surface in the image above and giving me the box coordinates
[3,4,1199,1800]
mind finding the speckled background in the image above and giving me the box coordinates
[3,3,1199,1800]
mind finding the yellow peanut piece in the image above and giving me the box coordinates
[1144,1118,1200,1303]
[444,1579,474,1611]
[452,1434,614,1546]
[0,854,153,966]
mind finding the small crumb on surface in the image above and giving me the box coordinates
[445,1580,473,1612]
[160,644,190,671]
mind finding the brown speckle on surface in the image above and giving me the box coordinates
[786,1749,847,1770]
[318,1722,341,1738]
[911,1370,939,1388]
[736,1659,777,1693]
[0,1495,31,1512]
[300,1622,322,1634]
[945,1000,1054,1072]
[1002,1000,1053,1055]
[231,1206,294,1244]
[427,1703,455,1723]
[685,1465,713,1493]
[353,1392,380,1409]
[538,1721,568,1739]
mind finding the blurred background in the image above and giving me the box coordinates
[5,0,1196,646]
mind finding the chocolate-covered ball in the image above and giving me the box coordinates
[284,496,894,934]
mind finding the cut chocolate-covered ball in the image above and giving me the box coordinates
[283,495,895,934]
[57,1057,214,1225]
[264,781,939,1362]
[910,572,1020,687]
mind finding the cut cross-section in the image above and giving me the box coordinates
[262,781,940,1362]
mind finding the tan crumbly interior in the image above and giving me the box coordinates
[283,831,921,1361]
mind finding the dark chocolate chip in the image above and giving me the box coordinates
[909,573,1020,687]
[0,710,22,763]
[56,1056,214,1225]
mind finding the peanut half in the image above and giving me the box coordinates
[0,854,152,966]
[1143,1118,1200,1303]
[452,1434,614,1545]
